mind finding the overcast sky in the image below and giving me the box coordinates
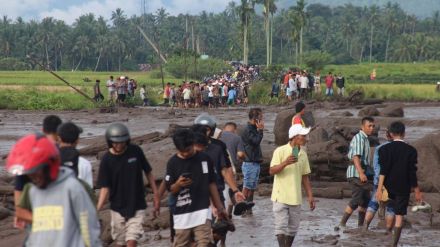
[0,0,237,24]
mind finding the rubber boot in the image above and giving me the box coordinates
[392,227,402,247]
[285,235,295,247]
[334,212,351,231]
[276,234,286,247]
[358,211,366,227]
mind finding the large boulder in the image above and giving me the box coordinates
[358,106,380,117]
[307,141,348,164]
[380,104,404,117]
[413,133,440,192]
[274,110,315,146]
[308,127,329,145]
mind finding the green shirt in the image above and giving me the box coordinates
[346,130,371,179]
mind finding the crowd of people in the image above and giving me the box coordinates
[5,101,426,247]
[97,65,259,108]
[271,69,346,102]
[162,65,259,109]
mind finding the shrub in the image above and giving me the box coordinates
[303,50,333,71]
[0,57,30,70]
[165,55,232,80]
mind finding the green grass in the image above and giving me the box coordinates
[248,81,440,105]
[0,70,180,87]
[1,63,440,110]
[324,62,440,84]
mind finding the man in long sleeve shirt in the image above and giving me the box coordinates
[376,121,422,247]
[240,108,264,213]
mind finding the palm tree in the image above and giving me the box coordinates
[72,35,90,71]
[367,5,380,63]
[238,0,255,65]
[257,0,277,66]
[111,8,127,28]
[383,3,400,62]
[39,17,56,68]
[292,0,307,65]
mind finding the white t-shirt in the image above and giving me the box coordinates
[183,88,191,100]
[299,76,309,89]
[208,86,214,97]
[288,78,297,91]
[78,156,93,188]
[140,87,146,100]
[106,80,115,92]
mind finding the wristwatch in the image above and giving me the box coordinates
[232,190,239,195]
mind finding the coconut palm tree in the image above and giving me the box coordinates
[238,0,255,65]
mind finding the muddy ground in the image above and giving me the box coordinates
[0,101,439,246]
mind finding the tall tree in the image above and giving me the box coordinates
[292,0,307,65]
[238,0,255,65]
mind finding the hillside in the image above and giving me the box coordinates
[275,0,440,18]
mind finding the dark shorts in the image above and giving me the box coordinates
[348,178,372,210]
[118,94,126,101]
[388,193,410,215]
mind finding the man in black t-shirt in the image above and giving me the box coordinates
[376,121,422,247]
[165,129,226,247]
[97,123,159,247]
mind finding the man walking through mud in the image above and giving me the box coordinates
[97,123,160,247]
[241,108,264,215]
[335,117,375,231]
[376,121,423,247]
[270,124,315,247]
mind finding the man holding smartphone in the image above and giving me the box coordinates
[240,108,264,215]
[269,124,315,247]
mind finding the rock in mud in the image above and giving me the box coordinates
[308,127,329,145]
[358,106,379,117]
[329,111,353,117]
[380,104,404,117]
[0,206,11,220]
[413,132,440,192]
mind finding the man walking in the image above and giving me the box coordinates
[336,73,345,96]
[97,123,160,247]
[165,129,227,247]
[325,72,334,96]
[376,121,422,247]
[363,131,395,233]
[335,117,375,231]
[240,108,264,213]
[270,124,315,247]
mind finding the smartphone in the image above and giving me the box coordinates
[181,172,192,179]
[292,146,300,159]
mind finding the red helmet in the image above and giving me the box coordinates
[6,133,60,180]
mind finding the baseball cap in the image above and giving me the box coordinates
[289,124,310,139]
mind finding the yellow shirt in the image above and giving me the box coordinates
[270,143,311,206]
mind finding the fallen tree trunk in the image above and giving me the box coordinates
[79,132,161,156]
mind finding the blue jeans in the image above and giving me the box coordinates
[367,186,395,217]
[242,162,260,190]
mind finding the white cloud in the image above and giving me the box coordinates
[0,0,52,21]
[0,0,237,24]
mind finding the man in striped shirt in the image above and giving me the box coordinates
[335,117,375,231]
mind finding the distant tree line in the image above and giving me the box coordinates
[1,1,440,71]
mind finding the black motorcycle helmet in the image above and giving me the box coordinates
[105,123,130,147]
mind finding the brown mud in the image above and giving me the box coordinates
[0,101,440,246]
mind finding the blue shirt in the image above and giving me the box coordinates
[373,141,390,185]
[228,89,236,100]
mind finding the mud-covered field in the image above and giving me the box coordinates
[0,101,439,246]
